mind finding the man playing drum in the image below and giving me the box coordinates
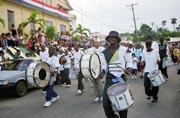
[39,43,49,93]
[44,46,60,107]
[141,41,160,102]
[158,38,169,79]
[73,43,85,94]
[88,38,105,102]
[99,31,132,118]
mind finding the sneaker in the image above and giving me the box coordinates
[94,97,100,102]
[44,101,52,107]
[42,91,46,94]
[94,97,101,102]
[51,95,60,102]
[66,84,71,87]
[152,99,158,102]
[131,76,134,79]
[77,90,82,94]
[100,97,103,102]
[146,96,151,100]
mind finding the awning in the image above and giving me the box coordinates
[14,0,69,20]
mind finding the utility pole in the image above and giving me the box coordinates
[127,3,138,42]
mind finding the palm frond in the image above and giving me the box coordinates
[0,18,5,28]
[21,21,29,29]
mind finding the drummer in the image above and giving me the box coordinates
[44,46,60,107]
[99,31,132,118]
[87,38,105,102]
[73,43,85,94]
[141,41,160,102]
[158,37,169,79]
[39,43,49,93]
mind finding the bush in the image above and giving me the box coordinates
[45,26,56,41]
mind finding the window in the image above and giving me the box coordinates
[44,0,52,5]
[46,21,53,27]
[60,24,66,32]
[7,10,14,30]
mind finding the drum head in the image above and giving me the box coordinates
[59,55,67,64]
[33,62,51,87]
[107,83,128,95]
[148,70,159,78]
[89,53,101,79]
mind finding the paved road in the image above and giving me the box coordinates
[0,66,180,118]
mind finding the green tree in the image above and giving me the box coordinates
[45,26,56,41]
[171,18,177,31]
[0,2,5,28]
[161,20,167,28]
[21,10,46,34]
[137,24,153,41]
[71,24,90,41]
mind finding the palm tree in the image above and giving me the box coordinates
[171,18,177,31]
[71,24,91,41]
[21,10,46,34]
[176,24,180,32]
[161,20,167,28]
[0,2,5,28]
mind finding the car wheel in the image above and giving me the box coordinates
[15,81,27,97]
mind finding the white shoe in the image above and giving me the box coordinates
[66,84,71,87]
[94,97,100,102]
[77,90,82,94]
[100,97,103,102]
[44,101,52,107]
[131,76,134,79]
[42,91,46,94]
[51,95,60,102]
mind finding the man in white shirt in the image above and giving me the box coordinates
[63,49,71,87]
[73,43,85,94]
[99,31,132,118]
[44,46,60,107]
[39,43,49,93]
[88,39,105,102]
[141,41,160,102]
[143,35,159,53]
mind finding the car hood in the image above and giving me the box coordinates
[0,71,25,80]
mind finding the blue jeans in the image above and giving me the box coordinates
[46,85,58,101]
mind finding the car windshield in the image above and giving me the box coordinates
[5,60,33,71]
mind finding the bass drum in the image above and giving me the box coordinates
[80,53,101,79]
[26,62,51,88]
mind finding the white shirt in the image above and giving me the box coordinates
[103,46,133,77]
[40,49,49,62]
[46,55,59,85]
[142,49,160,72]
[73,49,84,69]
[132,57,138,69]
[63,54,71,68]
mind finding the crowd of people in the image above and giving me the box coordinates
[0,27,180,118]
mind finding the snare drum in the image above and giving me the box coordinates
[148,70,166,86]
[107,83,134,112]
[162,57,174,68]
[26,62,51,88]
[80,53,101,79]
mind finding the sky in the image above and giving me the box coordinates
[68,0,180,35]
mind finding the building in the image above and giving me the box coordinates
[0,0,75,34]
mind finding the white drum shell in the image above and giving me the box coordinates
[26,62,50,88]
[148,70,166,86]
[107,83,134,111]
[80,53,101,79]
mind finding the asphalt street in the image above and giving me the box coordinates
[0,65,180,118]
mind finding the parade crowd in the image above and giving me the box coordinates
[0,25,180,118]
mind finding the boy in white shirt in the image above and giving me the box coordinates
[132,53,138,79]
[141,41,160,102]
[44,46,60,107]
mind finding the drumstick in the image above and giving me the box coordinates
[116,64,132,76]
